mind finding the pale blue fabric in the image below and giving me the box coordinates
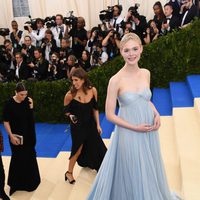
[87,88,182,200]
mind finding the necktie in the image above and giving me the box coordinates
[113,18,117,28]
[36,29,40,46]
[59,28,63,40]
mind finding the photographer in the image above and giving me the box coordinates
[9,20,23,49]
[161,3,180,35]
[59,37,73,61]
[48,52,65,80]
[13,52,31,81]
[144,20,160,44]
[41,29,57,61]
[0,45,10,82]
[109,5,123,28]
[21,35,35,64]
[28,48,49,80]
[123,5,148,44]
[3,39,19,81]
[65,17,88,59]
[51,14,67,47]
[102,30,120,59]
[78,50,91,72]
[153,1,165,32]
[90,43,108,67]
[179,0,198,27]
[28,18,46,47]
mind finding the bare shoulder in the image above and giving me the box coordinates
[109,72,121,86]
[140,68,150,76]
[92,87,97,94]
[64,91,73,105]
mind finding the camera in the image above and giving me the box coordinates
[0,28,10,37]
[44,16,56,28]
[64,11,78,28]
[128,3,140,18]
[99,6,114,22]
[24,15,38,31]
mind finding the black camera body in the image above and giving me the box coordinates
[24,16,38,30]
[99,6,114,22]
[64,11,78,28]
[44,16,56,28]
[0,28,10,37]
[128,3,140,18]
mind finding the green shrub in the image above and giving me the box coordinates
[0,19,200,123]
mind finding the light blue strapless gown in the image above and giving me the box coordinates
[87,88,181,200]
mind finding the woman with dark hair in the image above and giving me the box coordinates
[41,29,57,61]
[2,82,40,195]
[153,1,165,32]
[0,130,10,200]
[144,19,159,44]
[78,50,91,72]
[66,54,78,79]
[64,68,107,184]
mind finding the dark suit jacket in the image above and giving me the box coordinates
[169,15,181,31]
[161,15,180,35]
[10,30,23,49]
[35,58,49,80]
[180,4,198,26]
[169,0,181,17]
[14,61,31,80]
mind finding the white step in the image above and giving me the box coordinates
[173,107,200,200]
[194,98,200,122]
[159,116,182,194]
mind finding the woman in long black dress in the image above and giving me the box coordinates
[64,68,107,184]
[2,82,40,195]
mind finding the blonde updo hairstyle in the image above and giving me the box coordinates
[120,33,142,50]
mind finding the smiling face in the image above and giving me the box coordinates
[120,39,143,66]
[71,76,85,90]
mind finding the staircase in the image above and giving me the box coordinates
[2,74,200,200]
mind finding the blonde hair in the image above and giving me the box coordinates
[120,33,142,49]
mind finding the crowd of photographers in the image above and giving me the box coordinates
[0,0,199,82]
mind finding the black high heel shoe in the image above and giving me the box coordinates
[65,171,76,184]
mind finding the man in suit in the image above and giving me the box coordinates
[161,3,180,35]
[21,35,35,64]
[28,48,49,80]
[9,20,23,50]
[14,52,30,81]
[0,130,10,200]
[180,0,198,26]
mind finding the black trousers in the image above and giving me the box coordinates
[0,154,5,192]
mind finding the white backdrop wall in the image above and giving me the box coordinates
[0,0,167,43]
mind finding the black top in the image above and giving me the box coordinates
[2,96,40,192]
[3,97,36,147]
[69,28,88,59]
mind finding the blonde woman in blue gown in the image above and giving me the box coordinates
[87,33,182,200]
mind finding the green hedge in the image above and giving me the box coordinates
[0,19,200,123]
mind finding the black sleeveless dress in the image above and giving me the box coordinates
[67,96,107,171]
